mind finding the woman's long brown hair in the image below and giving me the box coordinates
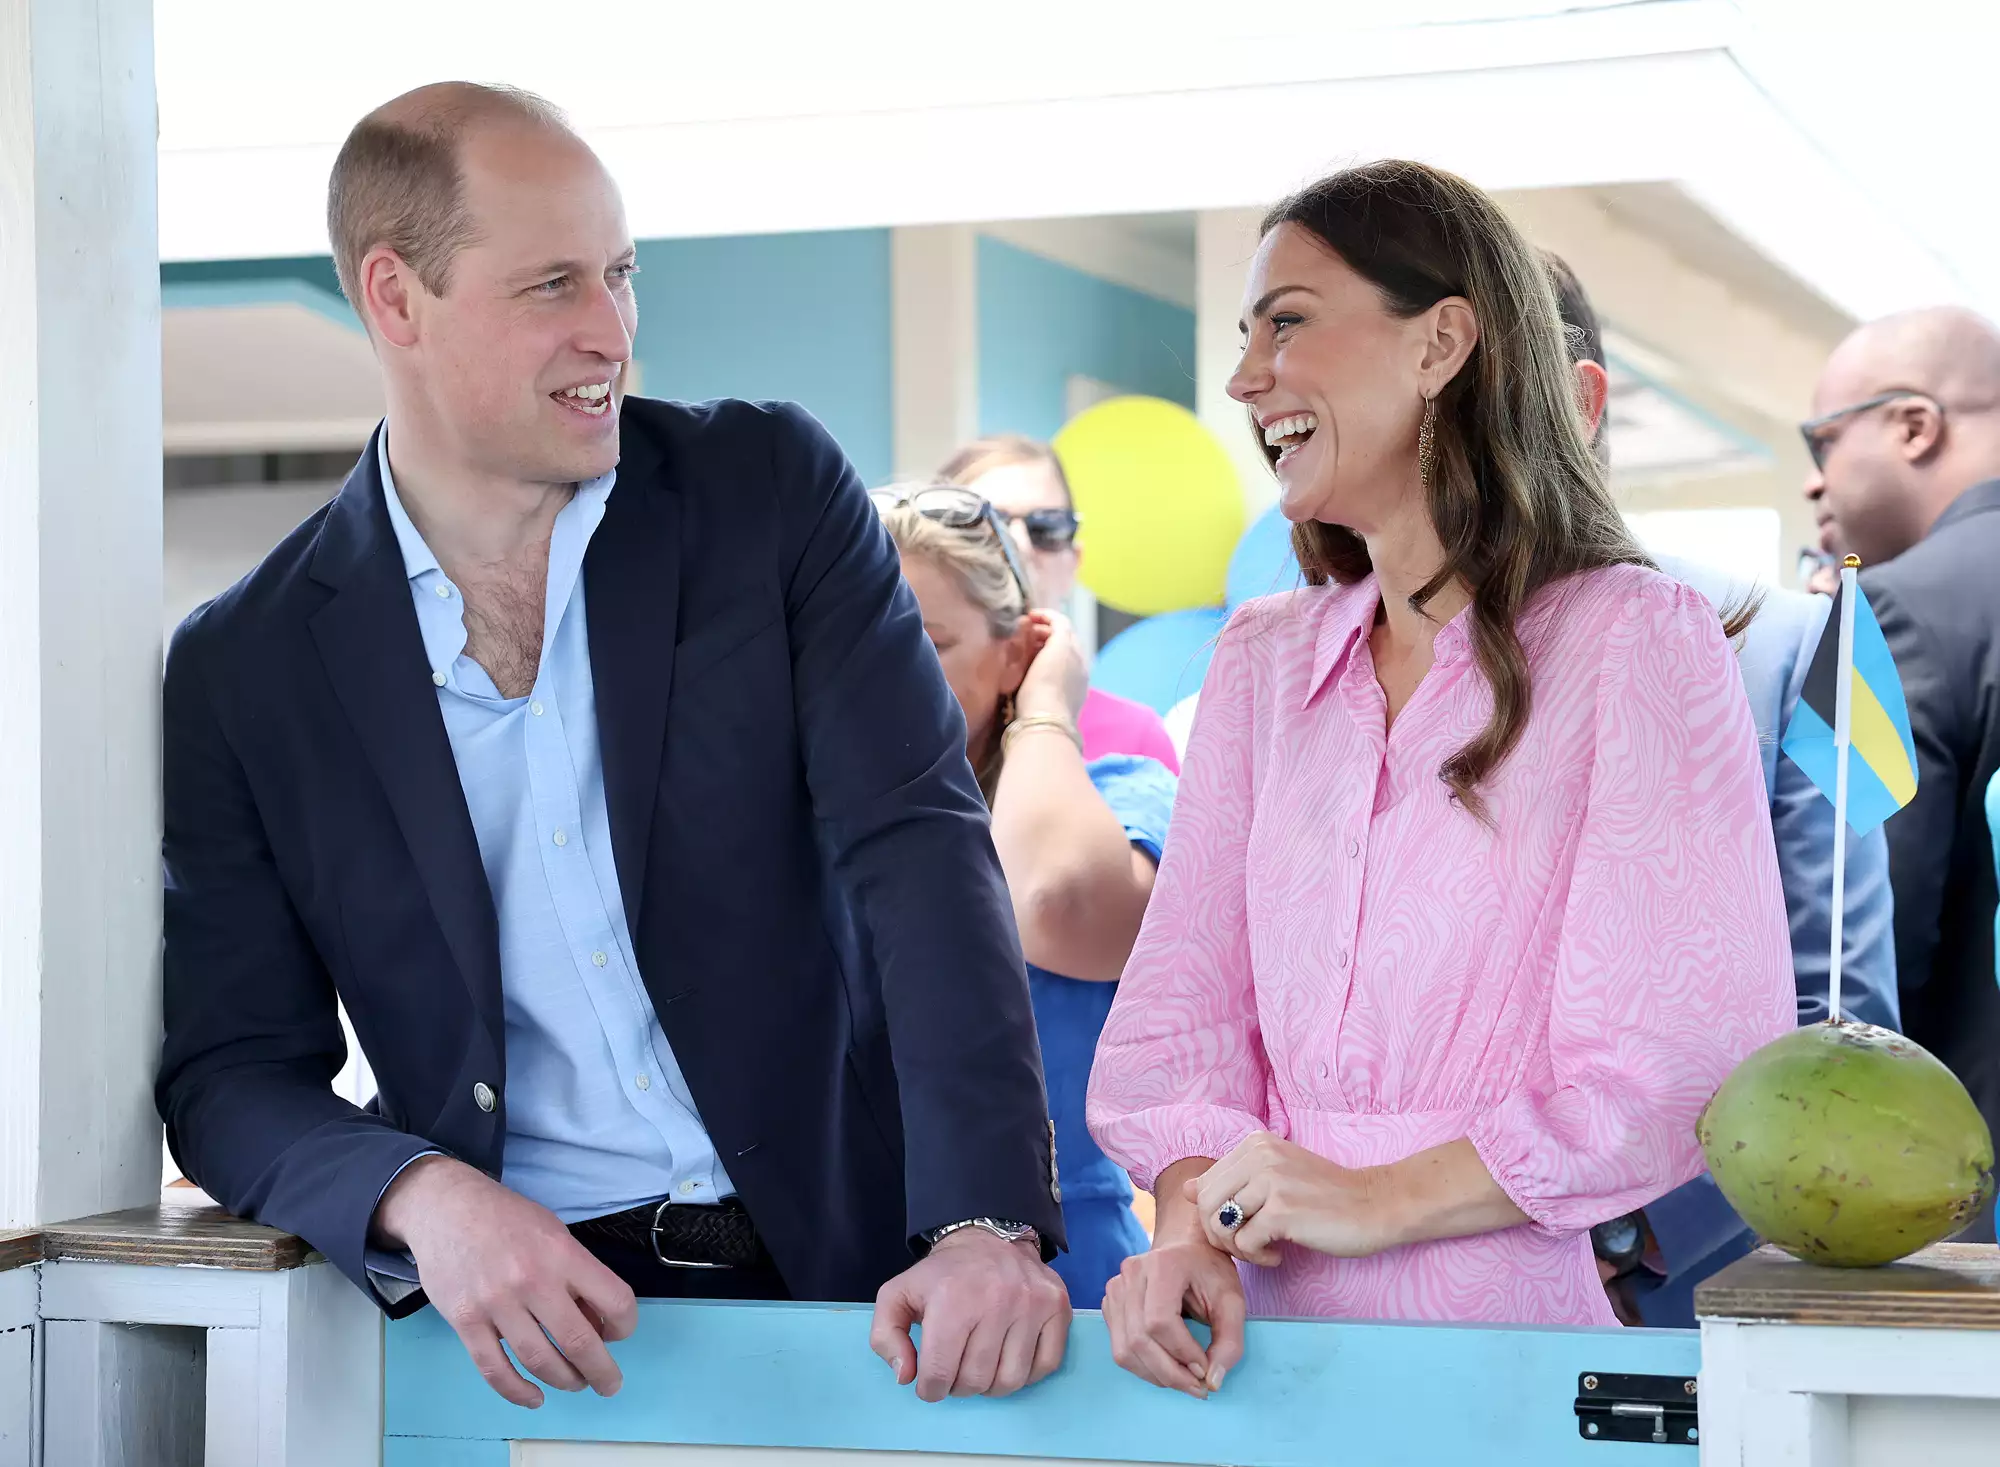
[1262,161,1749,821]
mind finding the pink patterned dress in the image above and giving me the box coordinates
[1086,566,1794,1326]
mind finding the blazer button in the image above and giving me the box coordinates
[473,1082,497,1113]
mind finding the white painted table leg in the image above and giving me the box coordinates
[203,1266,382,1467]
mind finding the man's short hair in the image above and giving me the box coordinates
[326,83,570,310]
[1544,249,1605,369]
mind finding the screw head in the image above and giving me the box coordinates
[1685,1380,1698,1395]
[1583,1374,1599,1391]
[1586,1423,1600,1437]
[1690,1429,1700,1442]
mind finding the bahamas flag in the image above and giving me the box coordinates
[1780,580,1918,837]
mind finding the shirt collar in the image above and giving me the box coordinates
[376,425,618,684]
[377,428,442,586]
[1301,575,1475,709]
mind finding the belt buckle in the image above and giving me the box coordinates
[650,1199,732,1270]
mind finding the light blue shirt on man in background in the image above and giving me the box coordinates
[377,431,731,1223]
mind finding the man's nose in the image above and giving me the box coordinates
[576,282,634,364]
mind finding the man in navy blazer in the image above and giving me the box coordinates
[157,83,1069,1409]
[1548,255,1899,1326]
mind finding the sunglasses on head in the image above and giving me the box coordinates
[990,505,1082,553]
[869,485,1036,608]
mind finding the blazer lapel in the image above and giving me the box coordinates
[585,431,681,945]
[307,436,503,1048]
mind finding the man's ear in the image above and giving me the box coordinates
[359,246,421,350]
[1896,398,1947,463]
[1575,359,1610,437]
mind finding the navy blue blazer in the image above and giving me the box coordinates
[156,398,1064,1316]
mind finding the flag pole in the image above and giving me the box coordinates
[1828,554,1861,1025]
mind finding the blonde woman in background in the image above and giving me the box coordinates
[941,437,1180,772]
[874,485,1176,1305]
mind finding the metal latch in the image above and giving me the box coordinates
[1574,1372,1699,1446]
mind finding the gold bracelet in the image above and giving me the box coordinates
[1002,714,1083,755]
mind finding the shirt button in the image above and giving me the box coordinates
[431,671,447,688]
[1317,1062,1331,1081]
[1337,947,1350,967]
[434,584,452,599]
[473,1082,496,1113]
[1347,837,1361,858]
[679,1180,701,1197]
[530,700,544,716]
[591,951,607,968]
[552,828,567,847]
[635,1073,651,1091]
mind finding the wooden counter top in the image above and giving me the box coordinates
[36,1202,311,1272]
[1697,1242,2000,1329]
[0,1231,38,1273]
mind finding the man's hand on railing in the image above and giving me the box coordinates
[373,1155,639,1408]
[1103,1158,1247,1400]
[869,1227,1071,1403]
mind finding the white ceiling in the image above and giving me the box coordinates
[146,0,1989,327]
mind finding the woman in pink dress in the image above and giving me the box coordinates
[1084,160,1795,1396]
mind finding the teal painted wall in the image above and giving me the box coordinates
[632,229,892,485]
[160,230,896,485]
[163,255,347,300]
[975,236,1196,442]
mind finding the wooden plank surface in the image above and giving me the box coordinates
[0,1232,38,1274]
[39,1204,310,1272]
[1698,1242,2000,1328]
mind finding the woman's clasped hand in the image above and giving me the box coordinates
[1188,1132,1402,1266]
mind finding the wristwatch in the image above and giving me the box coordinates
[921,1217,1041,1253]
[1591,1212,1646,1276]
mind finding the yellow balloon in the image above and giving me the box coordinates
[1053,397,1247,617]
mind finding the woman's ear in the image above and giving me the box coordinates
[998,615,1034,696]
[1575,359,1610,436]
[1421,296,1481,393]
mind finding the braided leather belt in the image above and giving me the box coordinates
[571,1196,772,1271]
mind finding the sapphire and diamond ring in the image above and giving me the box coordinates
[1216,1198,1246,1232]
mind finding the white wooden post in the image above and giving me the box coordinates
[890,224,979,482]
[1194,208,1273,521]
[0,0,165,1227]
[39,1260,384,1467]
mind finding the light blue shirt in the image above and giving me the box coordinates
[1661,558,1898,1032]
[378,433,731,1222]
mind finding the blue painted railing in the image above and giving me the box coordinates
[386,1301,1699,1464]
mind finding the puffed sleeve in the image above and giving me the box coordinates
[1466,580,1796,1233]
[1087,607,1273,1191]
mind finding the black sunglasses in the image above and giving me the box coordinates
[1799,390,1941,470]
[870,485,1036,608]
[990,505,1082,553]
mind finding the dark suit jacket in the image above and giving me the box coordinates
[156,397,1064,1315]
[1865,477,2000,1238]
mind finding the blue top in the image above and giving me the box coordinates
[1027,754,1176,1204]
[378,433,731,1221]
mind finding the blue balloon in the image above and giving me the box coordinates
[1091,607,1228,715]
[1226,506,1302,610]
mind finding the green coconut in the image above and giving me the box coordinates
[1697,1021,1995,1267]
